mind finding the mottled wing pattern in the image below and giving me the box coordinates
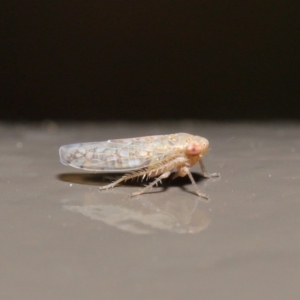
[59,135,179,172]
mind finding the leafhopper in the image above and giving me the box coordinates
[59,133,218,199]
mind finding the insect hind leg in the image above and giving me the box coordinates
[98,166,169,192]
[99,156,186,195]
[98,172,139,191]
[130,171,171,197]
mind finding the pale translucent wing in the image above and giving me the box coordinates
[59,138,176,172]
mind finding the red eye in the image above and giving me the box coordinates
[186,142,201,155]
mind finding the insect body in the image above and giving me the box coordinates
[59,133,218,199]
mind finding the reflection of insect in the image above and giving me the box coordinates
[59,133,219,199]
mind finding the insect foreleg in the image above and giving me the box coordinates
[199,157,210,178]
[199,157,220,178]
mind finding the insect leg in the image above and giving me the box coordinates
[199,157,220,178]
[98,170,144,190]
[130,171,171,197]
[181,166,209,199]
[98,174,133,191]
[99,156,186,192]
[170,170,180,180]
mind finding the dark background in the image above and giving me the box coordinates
[1,1,299,121]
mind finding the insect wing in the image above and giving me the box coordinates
[59,137,175,172]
